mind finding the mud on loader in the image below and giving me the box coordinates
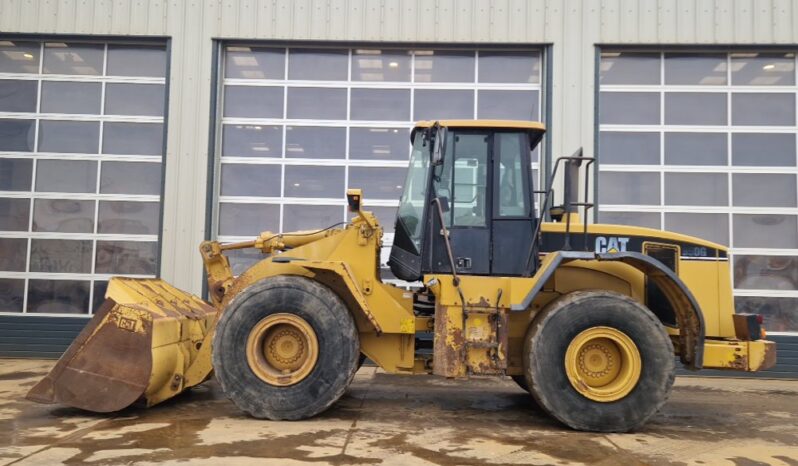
[28,120,776,432]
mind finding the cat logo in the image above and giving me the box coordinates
[595,236,630,254]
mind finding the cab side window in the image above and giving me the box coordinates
[450,133,489,227]
[496,133,528,217]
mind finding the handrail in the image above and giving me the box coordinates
[523,151,596,276]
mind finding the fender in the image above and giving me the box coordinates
[512,250,705,369]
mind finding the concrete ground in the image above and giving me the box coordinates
[1,360,797,466]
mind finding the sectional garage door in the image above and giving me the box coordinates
[212,45,545,276]
[597,49,798,377]
[0,39,168,357]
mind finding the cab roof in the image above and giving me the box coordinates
[411,120,546,148]
[414,119,546,131]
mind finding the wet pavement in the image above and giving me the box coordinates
[1,359,797,465]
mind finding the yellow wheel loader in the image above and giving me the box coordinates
[28,120,776,432]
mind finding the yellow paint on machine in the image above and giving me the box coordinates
[26,120,777,415]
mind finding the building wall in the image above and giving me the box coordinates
[4,0,796,295]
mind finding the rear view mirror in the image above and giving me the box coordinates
[431,125,446,166]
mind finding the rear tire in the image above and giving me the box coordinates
[213,276,359,420]
[524,290,674,432]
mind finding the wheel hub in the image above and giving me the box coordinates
[564,326,641,402]
[246,314,318,386]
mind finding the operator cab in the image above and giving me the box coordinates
[388,120,546,282]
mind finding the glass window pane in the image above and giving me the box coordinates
[733,173,796,208]
[100,161,161,195]
[598,172,660,205]
[0,158,32,191]
[0,41,39,73]
[283,204,343,231]
[95,240,157,275]
[732,133,796,167]
[0,237,27,271]
[103,122,164,156]
[348,167,406,200]
[43,43,103,75]
[497,133,528,217]
[105,83,165,116]
[92,280,108,313]
[599,92,660,125]
[735,297,798,332]
[600,132,660,165]
[414,50,475,83]
[449,133,489,227]
[0,119,35,152]
[218,203,279,236]
[284,166,344,198]
[664,132,727,166]
[98,201,160,235]
[665,92,727,125]
[32,199,94,233]
[27,279,90,314]
[350,89,411,121]
[223,86,283,118]
[38,120,99,154]
[288,49,348,81]
[599,211,661,229]
[665,212,729,245]
[477,90,539,120]
[286,88,347,120]
[30,239,92,273]
[0,197,30,231]
[732,93,795,126]
[225,46,284,79]
[220,164,282,197]
[731,53,795,86]
[664,173,728,206]
[41,81,101,114]
[285,126,345,159]
[0,278,24,312]
[349,127,409,161]
[352,49,411,82]
[414,89,474,121]
[36,159,97,193]
[478,51,540,83]
[733,214,798,248]
[664,53,727,85]
[734,255,798,291]
[0,80,37,112]
[107,45,166,77]
[600,52,660,85]
[222,124,282,158]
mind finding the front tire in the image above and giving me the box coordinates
[212,276,360,420]
[524,290,675,432]
[511,375,529,392]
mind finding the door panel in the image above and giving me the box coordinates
[491,220,533,275]
[490,132,536,276]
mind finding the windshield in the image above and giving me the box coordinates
[396,133,430,252]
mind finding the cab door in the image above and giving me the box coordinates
[490,132,535,276]
[427,131,492,276]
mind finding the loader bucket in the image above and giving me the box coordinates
[26,277,218,413]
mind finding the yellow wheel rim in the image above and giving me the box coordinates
[246,313,318,386]
[564,326,641,402]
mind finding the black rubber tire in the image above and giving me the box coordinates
[511,375,529,392]
[524,290,675,433]
[212,276,360,420]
